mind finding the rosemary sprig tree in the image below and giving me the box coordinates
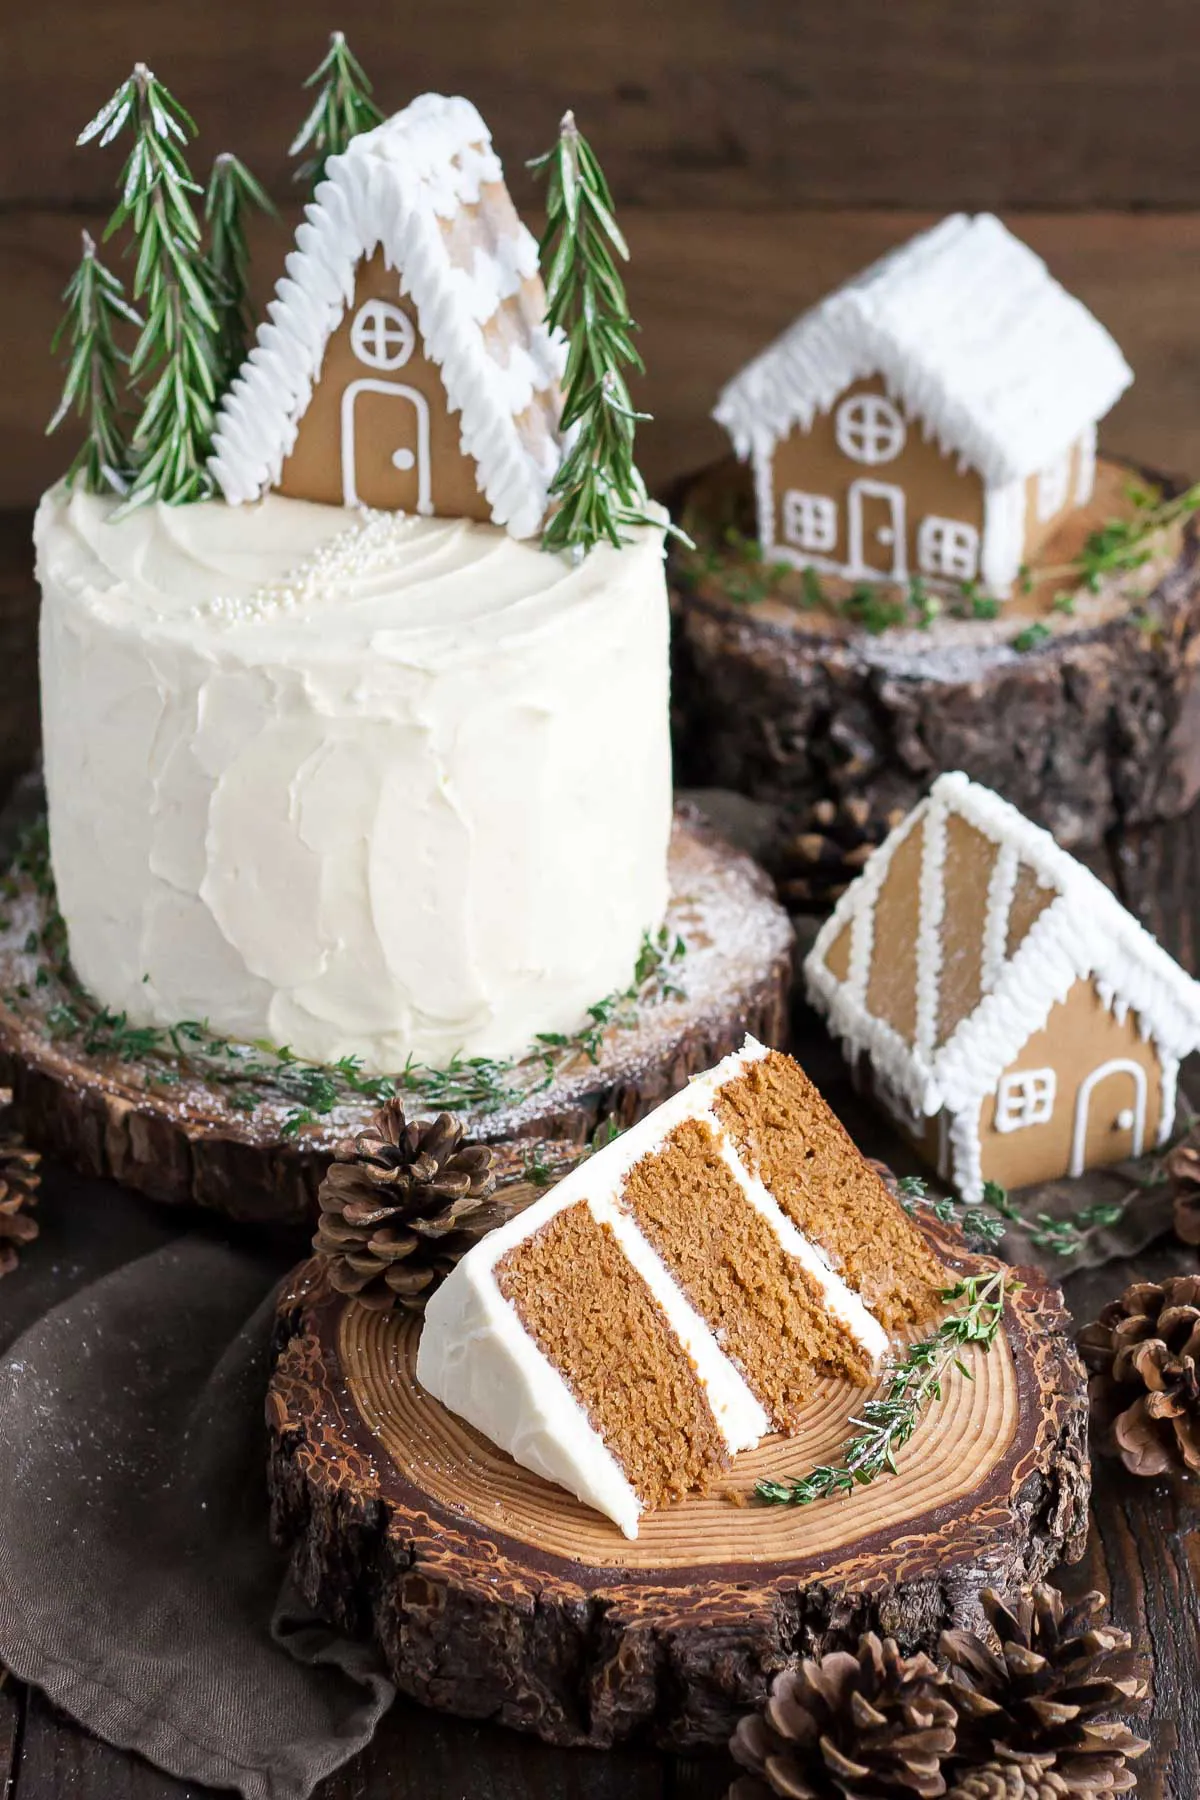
[47,230,141,495]
[79,64,222,507]
[290,31,384,192]
[205,152,275,387]
[755,1270,1016,1506]
[531,111,672,558]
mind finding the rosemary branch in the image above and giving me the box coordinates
[755,1269,1015,1506]
[289,30,383,192]
[47,230,141,495]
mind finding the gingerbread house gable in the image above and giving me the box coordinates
[209,93,565,539]
[713,216,1132,589]
[805,772,1200,1166]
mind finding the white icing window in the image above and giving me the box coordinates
[1037,451,1072,521]
[835,394,906,466]
[995,1068,1057,1133]
[782,490,838,553]
[917,515,980,581]
[350,300,416,371]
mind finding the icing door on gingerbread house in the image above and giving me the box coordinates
[275,256,491,522]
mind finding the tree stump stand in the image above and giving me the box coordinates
[0,804,793,1225]
[669,456,1200,913]
[266,1222,1090,1750]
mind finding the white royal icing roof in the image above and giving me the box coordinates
[713,214,1132,488]
[209,93,565,538]
[805,772,1200,1125]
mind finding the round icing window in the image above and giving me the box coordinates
[350,300,416,371]
[835,393,906,465]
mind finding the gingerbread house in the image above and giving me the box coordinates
[713,215,1132,595]
[804,772,1200,1199]
[209,93,564,537]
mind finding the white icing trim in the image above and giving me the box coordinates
[981,842,1019,995]
[209,93,565,539]
[915,796,948,1059]
[713,215,1132,492]
[803,772,1200,1197]
[981,478,1027,595]
[1075,424,1098,506]
[1070,1058,1147,1176]
[340,378,432,511]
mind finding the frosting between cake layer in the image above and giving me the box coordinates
[36,486,673,1071]
[417,1037,890,1536]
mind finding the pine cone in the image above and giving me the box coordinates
[313,1100,498,1313]
[777,798,905,912]
[728,1632,957,1799]
[1166,1134,1200,1246]
[0,1130,41,1278]
[940,1587,1148,1795]
[1078,1276,1200,1476]
[945,1749,1073,1799]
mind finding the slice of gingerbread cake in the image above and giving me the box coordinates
[416,1037,944,1537]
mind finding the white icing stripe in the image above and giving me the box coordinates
[712,1135,889,1364]
[982,841,1019,995]
[915,798,947,1059]
[589,1193,769,1452]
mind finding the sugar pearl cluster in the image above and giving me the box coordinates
[196,509,417,624]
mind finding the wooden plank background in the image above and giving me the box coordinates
[4,3,1200,511]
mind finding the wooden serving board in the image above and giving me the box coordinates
[0,803,793,1225]
[266,1223,1090,1751]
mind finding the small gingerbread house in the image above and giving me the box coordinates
[209,93,564,538]
[805,772,1200,1199]
[714,216,1132,595]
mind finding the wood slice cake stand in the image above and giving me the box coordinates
[0,803,793,1225]
[669,456,1200,903]
[267,1223,1089,1751]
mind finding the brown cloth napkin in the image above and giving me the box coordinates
[0,1210,395,1799]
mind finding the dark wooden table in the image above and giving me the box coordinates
[1,1017,1198,1800]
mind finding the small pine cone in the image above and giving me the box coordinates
[0,1131,41,1278]
[313,1100,498,1314]
[1078,1276,1200,1476]
[728,1632,957,1799]
[945,1749,1071,1800]
[777,797,905,912]
[940,1586,1148,1791]
[1166,1135,1200,1246]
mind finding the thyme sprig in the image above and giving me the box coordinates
[896,1174,1009,1252]
[1021,480,1200,597]
[755,1269,1015,1507]
[289,30,384,193]
[7,824,689,1137]
[531,112,680,558]
[47,230,141,495]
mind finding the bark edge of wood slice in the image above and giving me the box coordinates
[266,1221,1090,1750]
[669,455,1200,868]
[0,803,793,1226]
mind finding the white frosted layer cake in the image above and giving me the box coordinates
[36,489,672,1071]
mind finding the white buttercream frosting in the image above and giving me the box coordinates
[36,485,673,1072]
[417,1037,889,1537]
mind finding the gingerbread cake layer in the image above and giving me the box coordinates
[495,1201,728,1511]
[714,1050,945,1332]
[418,1037,939,1537]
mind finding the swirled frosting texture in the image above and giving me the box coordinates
[36,488,672,1072]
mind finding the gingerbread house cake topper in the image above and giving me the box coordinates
[714,215,1133,595]
[805,772,1200,1199]
[209,92,565,537]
